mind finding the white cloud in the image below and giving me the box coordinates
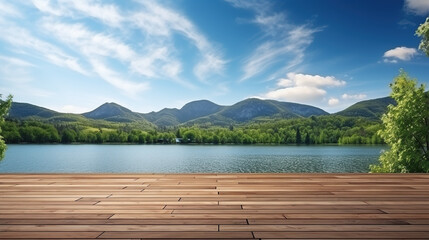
[194,53,226,81]
[0,1,22,18]
[228,0,321,82]
[32,0,123,26]
[383,58,398,64]
[398,19,416,28]
[90,59,149,95]
[133,1,225,81]
[60,105,90,114]
[0,21,88,75]
[31,0,68,16]
[262,72,346,104]
[42,21,134,61]
[0,56,53,98]
[265,86,326,102]
[328,98,339,106]
[342,93,367,100]
[225,0,270,12]
[130,47,174,78]
[241,25,319,81]
[0,56,34,67]
[30,0,224,86]
[405,0,429,15]
[383,46,417,61]
[42,20,191,91]
[281,72,346,88]
[0,63,33,84]
[66,0,123,27]
[3,0,225,97]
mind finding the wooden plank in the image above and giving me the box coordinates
[254,231,429,239]
[98,231,253,239]
[283,213,429,219]
[110,213,286,219]
[172,209,384,214]
[220,224,429,231]
[248,219,410,225]
[0,232,102,239]
[0,214,112,219]
[0,224,218,231]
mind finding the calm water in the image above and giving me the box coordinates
[0,145,385,173]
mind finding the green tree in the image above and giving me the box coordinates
[370,71,429,173]
[295,127,301,145]
[416,17,429,56]
[61,129,77,143]
[305,132,311,145]
[0,94,12,159]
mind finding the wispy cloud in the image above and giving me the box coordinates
[31,0,69,16]
[0,56,35,67]
[0,55,52,98]
[342,93,367,100]
[398,19,416,29]
[262,72,346,105]
[0,1,22,18]
[90,59,149,95]
[41,20,134,61]
[227,0,321,82]
[132,1,226,81]
[0,20,88,75]
[383,46,417,62]
[0,57,33,84]
[31,0,123,26]
[1,0,224,97]
[41,20,155,94]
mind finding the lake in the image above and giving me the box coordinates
[0,145,385,173]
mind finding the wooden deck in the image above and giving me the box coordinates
[0,174,429,239]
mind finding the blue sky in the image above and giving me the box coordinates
[0,0,429,114]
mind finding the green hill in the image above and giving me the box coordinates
[8,102,61,119]
[336,96,396,119]
[82,102,147,123]
[143,100,224,127]
[185,98,328,126]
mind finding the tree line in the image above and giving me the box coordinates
[1,115,383,145]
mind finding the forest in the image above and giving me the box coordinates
[1,115,384,145]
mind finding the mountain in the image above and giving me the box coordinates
[143,100,224,126]
[7,96,393,127]
[179,100,224,122]
[8,102,61,119]
[82,102,146,123]
[143,108,181,126]
[272,101,329,117]
[185,98,329,126]
[335,96,396,118]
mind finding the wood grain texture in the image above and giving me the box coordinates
[0,173,428,239]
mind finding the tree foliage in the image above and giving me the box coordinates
[370,71,429,173]
[0,94,13,160]
[416,17,429,56]
[2,114,384,146]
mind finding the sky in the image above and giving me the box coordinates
[1,0,429,114]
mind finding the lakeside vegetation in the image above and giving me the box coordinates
[1,115,383,145]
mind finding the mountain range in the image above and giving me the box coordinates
[7,96,395,127]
